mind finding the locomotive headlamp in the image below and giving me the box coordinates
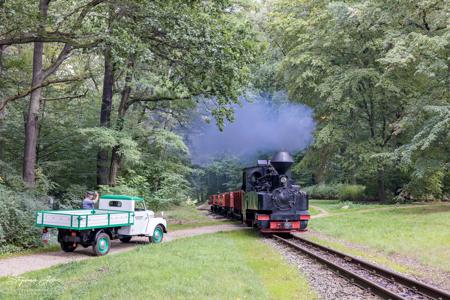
[280,176,288,184]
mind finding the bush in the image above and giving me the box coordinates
[303,184,340,199]
[338,185,366,201]
[0,185,48,250]
[303,184,366,201]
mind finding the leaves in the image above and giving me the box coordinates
[270,0,449,200]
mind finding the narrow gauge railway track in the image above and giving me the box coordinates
[274,235,450,300]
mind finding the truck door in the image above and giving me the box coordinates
[131,201,149,235]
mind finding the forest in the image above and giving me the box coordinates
[0,0,448,252]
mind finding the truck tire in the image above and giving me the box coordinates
[119,237,132,243]
[61,242,77,252]
[149,225,164,244]
[93,232,110,256]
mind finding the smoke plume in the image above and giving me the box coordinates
[187,92,315,164]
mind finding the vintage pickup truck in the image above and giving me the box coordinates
[35,195,167,256]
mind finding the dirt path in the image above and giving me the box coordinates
[0,224,250,277]
[310,205,330,219]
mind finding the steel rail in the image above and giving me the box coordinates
[290,235,450,300]
[274,235,450,300]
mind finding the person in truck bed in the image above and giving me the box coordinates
[82,191,99,209]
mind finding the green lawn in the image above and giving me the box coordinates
[0,231,316,300]
[308,206,320,216]
[163,205,238,231]
[309,199,382,214]
[308,203,450,272]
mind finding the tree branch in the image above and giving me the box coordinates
[43,44,73,79]
[74,0,108,29]
[127,95,194,107]
[43,90,88,101]
[0,75,88,111]
[0,32,102,47]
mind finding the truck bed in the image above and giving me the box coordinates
[35,209,135,230]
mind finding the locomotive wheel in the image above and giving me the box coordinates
[300,220,308,230]
[277,233,293,239]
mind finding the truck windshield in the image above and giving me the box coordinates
[135,201,146,211]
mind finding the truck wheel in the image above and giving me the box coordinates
[119,237,132,243]
[149,225,164,244]
[93,233,110,256]
[61,242,77,252]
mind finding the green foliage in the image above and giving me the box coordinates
[304,184,366,201]
[303,185,340,200]
[270,0,449,201]
[190,156,242,203]
[79,127,141,164]
[338,185,367,202]
[0,185,47,252]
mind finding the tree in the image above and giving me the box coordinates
[0,0,107,187]
[94,0,260,186]
[270,0,448,201]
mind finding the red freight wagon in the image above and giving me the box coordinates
[229,192,235,208]
[224,192,232,208]
[218,193,225,206]
[232,191,243,211]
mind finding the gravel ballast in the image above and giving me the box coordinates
[264,237,380,300]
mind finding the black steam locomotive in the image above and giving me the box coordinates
[210,151,310,233]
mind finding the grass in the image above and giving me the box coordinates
[0,231,317,300]
[308,206,321,216]
[309,203,450,272]
[0,244,60,260]
[163,205,238,231]
[309,199,382,214]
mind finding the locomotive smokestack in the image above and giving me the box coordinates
[270,151,294,175]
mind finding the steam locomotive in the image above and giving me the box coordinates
[209,151,310,233]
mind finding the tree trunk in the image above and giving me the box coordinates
[0,45,5,162]
[109,59,133,186]
[97,45,114,186]
[377,169,387,202]
[22,0,49,187]
[0,45,4,75]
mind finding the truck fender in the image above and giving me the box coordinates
[146,217,168,235]
[94,229,112,240]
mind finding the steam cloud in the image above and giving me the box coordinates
[187,92,315,164]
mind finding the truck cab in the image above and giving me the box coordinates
[98,195,167,239]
